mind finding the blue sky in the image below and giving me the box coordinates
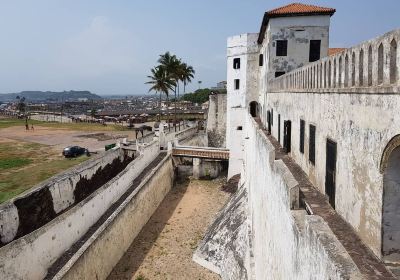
[0,0,398,96]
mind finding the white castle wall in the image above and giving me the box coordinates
[244,114,362,279]
[266,29,400,258]
[54,156,174,280]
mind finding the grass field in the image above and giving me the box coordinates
[0,118,130,131]
[0,141,88,203]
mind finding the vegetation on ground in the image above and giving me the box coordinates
[0,141,88,203]
[181,88,213,104]
[0,118,129,131]
[0,158,32,170]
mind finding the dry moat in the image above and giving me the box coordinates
[108,177,230,280]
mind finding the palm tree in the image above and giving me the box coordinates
[145,66,176,127]
[158,52,181,131]
[180,63,195,97]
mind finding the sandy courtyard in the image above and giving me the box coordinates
[107,178,230,280]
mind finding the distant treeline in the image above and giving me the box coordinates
[181,88,226,104]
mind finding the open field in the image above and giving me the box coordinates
[0,141,88,203]
[0,118,144,204]
[0,118,129,131]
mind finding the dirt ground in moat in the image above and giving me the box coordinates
[107,177,230,280]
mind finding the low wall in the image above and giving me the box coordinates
[244,114,362,279]
[0,140,160,280]
[54,155,174,280]
[0,148,129,245]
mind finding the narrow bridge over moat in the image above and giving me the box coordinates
[172,146,229,160]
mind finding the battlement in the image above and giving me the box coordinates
[270,29,400,93]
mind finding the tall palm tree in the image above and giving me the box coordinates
[158,52,181,131]
[145,66,176,125]
[180,63,195,97]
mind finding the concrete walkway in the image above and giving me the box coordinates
[107,178,230,280]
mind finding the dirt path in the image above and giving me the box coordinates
[108,178,230,280]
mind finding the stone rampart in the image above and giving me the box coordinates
[244,114,362,279]
[0,141,160,280]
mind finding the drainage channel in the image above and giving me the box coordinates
[45,152,168,279]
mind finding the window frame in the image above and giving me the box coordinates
[276,40,288,57]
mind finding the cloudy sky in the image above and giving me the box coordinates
[0,0,398,96]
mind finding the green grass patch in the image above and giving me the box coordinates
[0,158,32,170]
[0,141,89,203]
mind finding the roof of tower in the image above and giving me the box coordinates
[258,3,336,44]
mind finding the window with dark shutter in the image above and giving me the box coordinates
[275,71,286,78]
[234,79,240,90]
[271,109,274,126]
[276,40,288,56]
[259,54,264,66]
[278,114,281,143]
[233,58,240,69]
[309,40,321,62]
[300,119,305,154]
[309,124,316,164]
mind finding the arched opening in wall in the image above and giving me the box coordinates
[378,43,384,85]
[345,54,349,87]
[381,136,400,262]
[249,101,260,118]
[368,45,373,86]
[390,39,397,84]
[352,52,356,86]
[359,49,364,86]
[339,56,343,87]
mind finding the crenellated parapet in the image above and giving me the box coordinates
[270,29,400,93]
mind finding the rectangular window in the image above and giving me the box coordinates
[233,58,240,69]
[271,109,274,126]
[275,71,286,78]
[309,40,321,62]
[300,119,305,154]
[278,114,281,143]
[259,54,264,66]
[276,40,288,56]
[309,124,316,164]
[237,126,243,130]
[234,79,240,90]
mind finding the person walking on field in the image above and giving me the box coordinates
[25,124,29,131]
[31,125,34,131]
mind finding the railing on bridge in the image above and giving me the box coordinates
[270,29,400,93]
[172,146,229,160]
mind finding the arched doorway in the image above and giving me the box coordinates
[249,101,260,118]
[381,136,400,261]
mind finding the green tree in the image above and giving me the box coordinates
[158,52,181,131]
[145,66,176,125]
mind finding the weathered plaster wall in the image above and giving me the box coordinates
[244,114,362,279]
[53,156,174,280]
[0,149,127,245]
[207,93,227,148]
[0,141,160,280]
[265,90,400,258]
[193,184,250,280]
